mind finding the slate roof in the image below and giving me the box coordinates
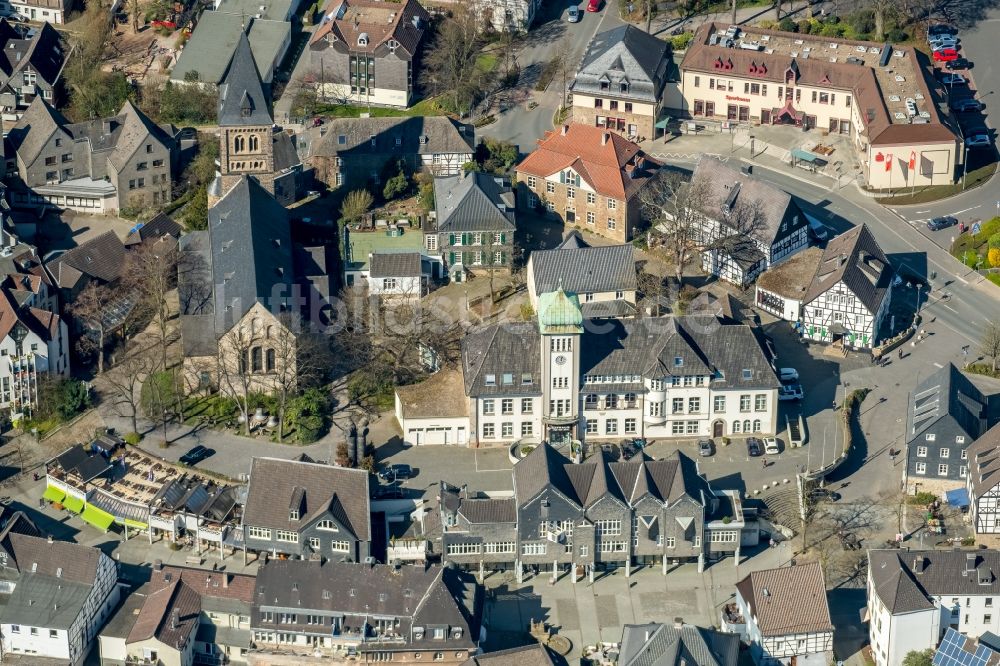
[692,157,808,247]
[581,299,637,318]
[44,230,126,289]
[735,563,833,637]
[529,242,636,296]
[207,176,294,331]
[516,124,658,200]
[127,578,201,649]
[756,247,823,300]
[370,251,422,278]
[868,550,1000,613]
[171,13,289,86]
[618,622,740,666]
[310,0,429,57]
[253,560,479,648]
[557,230,591,249]
[243,457,371,540]
[178,231,216,357]
[461,322,542,396]
[434,172,515,233]
[907,363,988,446]
[6,95,71,166]
[571,24,670,103]
[0,21,67,95]
[125,212,183,246]
[609,451,710,505]
[969,423,1000,498]
[458,498,517,524]
[307,116,474,158]
[464,644,556,666]
[217,31,272,126]
[105,101,175,171]
[803,224,892,313]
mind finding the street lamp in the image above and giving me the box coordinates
[749,134,755,158]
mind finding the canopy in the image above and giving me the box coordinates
[946,488,970,508]
[63,495,84,514]
[121,518,148,530]
[42,485,65,503]
[81,505,115,532]
[791,148,822,164]
[654,117,674,129]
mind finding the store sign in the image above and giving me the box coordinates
[725,95,751,103]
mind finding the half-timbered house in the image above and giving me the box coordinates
[968,424,1000,534]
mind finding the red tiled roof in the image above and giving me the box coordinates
[150,565,256,603]
[515,123,659,200]
[310,0,429,57]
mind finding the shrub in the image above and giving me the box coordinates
[820,23,844,37]
[778,18,798,32]
[340,189,374,223]
[359,455,376,473]
[382,172,409,200]
[908,491,937,505]
[124,432,141,445]
[988,233,1000,249]
[671,32,694,51]
[54,379,91,419]
[167,541,183,551]
[886,28,908,42]
[989,247,1000,267]
[520,303,535,321]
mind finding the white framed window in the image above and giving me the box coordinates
[926,433,937,441]
[665,537,675,548]
[248,526,271,540]
[521,542,547,555]
[624,418,637,434]
[740,395,751,412]
[316,520,339,531]
[961,466,968,478]
[501,422,513,437]
[962,449,968,460]
[755,394,767,411]
[957,436,966,444]
[917,446,927,457]
[709,530,739,543]
[606,419,618,434]
[607,218,617,230]
[688,397,701,413]
[546,182,555,194]
[446,543,481,555]
[566,186,575,199]
[579,545,589,557]
[587,211,595,224]
[484,541,515,554]
[521,398,533,413]
[309,537,320,549]
[938,464,949,476]
[521,422,533,436]
[331,540,351,552]
[940,448,950,458]
[483,399,495,415]
[595,519,621,535]
[916,462,927,474]
[502,398,514,414]
[713,396,726,412]
[527,176,536,188]
[587,192,596,204]
[482,423,495,438]
[586,419,597,434]
[276,530,298,543]
[607,199,617,210]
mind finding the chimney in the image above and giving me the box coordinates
[102,119,113,135]
[171,610,179,630]
[602,132,610,146]
[222,574,229,589]
[967,553,978,573]
[153,559,163,571]
[561,125,569,136]
[673,617,684,629]
[913,556,926,573]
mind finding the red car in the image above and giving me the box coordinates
[587,0,601,11]
[933,48,959,62]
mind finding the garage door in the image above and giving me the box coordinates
[423,427,449,445]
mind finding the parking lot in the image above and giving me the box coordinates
[927,25,996,157]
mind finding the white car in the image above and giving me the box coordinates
[778,367,799,382]
[941,73,966,86]
[930,36,959,48]
[764,437,781,455]
[778,384,804,401]
[966,133,992,148]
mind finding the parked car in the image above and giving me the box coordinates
[928,23,955,35]
[373,485,404,499]
[778,367,799,382]
[946,58,972,70]
[378,463,415,481]
[808,487,842,503]
[808,220,829,242]
[698,439,714,457]
[179,445,215,466]
[951,98,983,112]
[746,437,763,457]
[926,216,958,231]
[586,0,601,11]
[966,133,992,148]
[933,48,960,62]
[778,384,804,401]
[5,13,26,22]
[940,73,966,86]
[567,4,580,21]
[929,37,959,49]
[619,439,638,460]
[763,437,781,455]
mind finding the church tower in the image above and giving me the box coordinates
[537,286,584,450]
[215,31,275,202]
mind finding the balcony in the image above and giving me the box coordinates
[643,411,666,425]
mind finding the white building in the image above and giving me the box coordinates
[688,158,810,289]
[967,424,1000,533]
[0,284,69,416]
[396,287,779,447]
[756,224,893,350]
[472,0,541,32]
[732,562,834,666]
[367,251,427,299]
[867,549,1000,666]
[395,368,470,446]
[0,520,120,665]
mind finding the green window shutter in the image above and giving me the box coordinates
[463,252,471,265]
[449,233,455,245]
[499,252,507,264]
[462,233,469,246]
[500,233,506,244]
[449,251,456,264]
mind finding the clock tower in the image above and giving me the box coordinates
[537,286,583,449]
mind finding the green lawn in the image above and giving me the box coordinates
[875,162,997,205]
[314,96,450,119]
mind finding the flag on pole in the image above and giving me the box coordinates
[885,154,893,172]
[909,151,916,170]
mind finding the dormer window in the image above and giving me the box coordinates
[742,368,752,380]
[358,33,369,47]
[674,356,683,367]
[433,628,446,639]
[289,509,299,520]
[387,39,398,50]
[620,82,629,94]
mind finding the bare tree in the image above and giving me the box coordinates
[420,9,482,115]
[981,320,1000,372]
[871,0,894,41]
[639,171,714,285]
[216,325,262,435]
[266,314,333,441]
[127,240,179,370]
[130,0,141,33]
[70,281,122,375]
[101,347,156,433]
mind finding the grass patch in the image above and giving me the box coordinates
[950,216,1000,270]
[535,58,561,92]
[874,162,997,205]
[989,274,1000,288]
[476,53,498,73]
[966,362,1000,379]
[314,97,450,119]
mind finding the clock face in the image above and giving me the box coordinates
[555,355,567,366]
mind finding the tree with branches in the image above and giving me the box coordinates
[70,281,123,374]
[127,240,179,370]
[980,320,1000,373]
[216,323,262,435]
[266,314,332,441]
[101,347,156,434]
[420,9,482,115]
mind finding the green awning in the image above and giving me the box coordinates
[42,486,65,503]
[81,505,115,532]
[655,117,674,129]
[63,495,84,514]
[791,148,822,163]
[121,518,148,530]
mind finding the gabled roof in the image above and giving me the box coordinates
[310,0,429,57]
[0,21,67,92]
[243,457,371,540]
[571,25,670,103]
[868,550,937,614]
[370,251,422,278]
[125,212,183,246]
[618,621,740,666]
[609,451,709,505]
[7,95,70,165]
[516,123,658,201]
[513,442,581,506]
[969,423,1000,498]
[735,562,833,636]
[756,247,824,300]
[44,230,127,289]
[803,224,892,313]
[217,31,271,126]
[107,100,174,171]
[207,176,293,331]
[0,287,61,343]
[307,116,474,158]
[463,644,556,666]
[868,550,1000,613]
[457,498,517,524]
[461,322,541,396]
[434,172,515,233]
[127,578,201,649]
[906,363,988,446]
[691,157,808,246]
[529,242,636,297]
[150,565,256,605]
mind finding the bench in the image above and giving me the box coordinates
[185,555,202,566]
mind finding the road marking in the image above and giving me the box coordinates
[934,362,944,368]
[954,205,982,215]
[915,209,930,214]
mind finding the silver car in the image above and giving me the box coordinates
[566,5,580,21]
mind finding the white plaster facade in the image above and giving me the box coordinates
[802,279,891,349]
